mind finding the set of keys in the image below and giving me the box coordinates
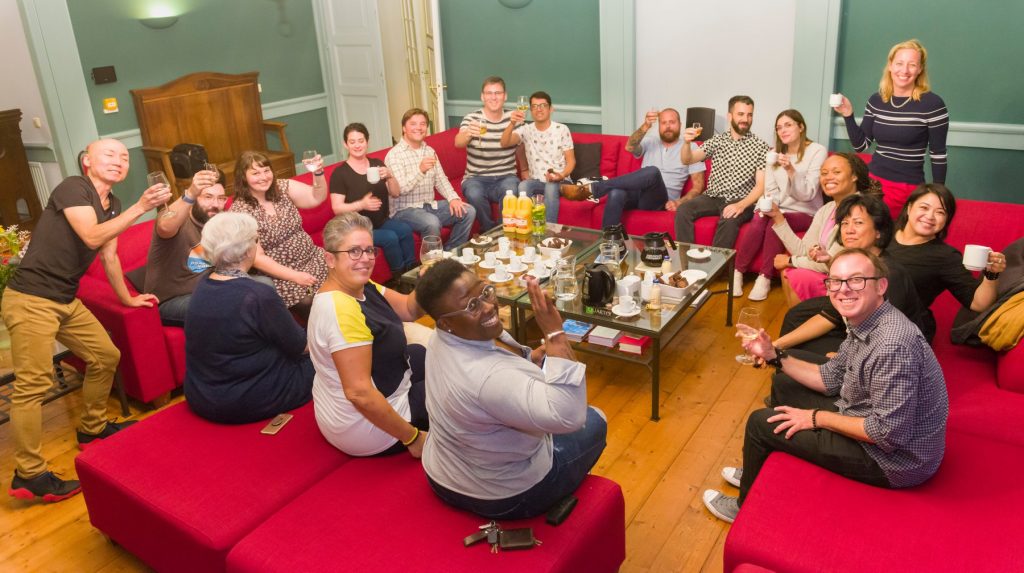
[463,521,542,553]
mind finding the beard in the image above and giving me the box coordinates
[192,203,220,224]
[659,129,680,143]
[731,120,750,135]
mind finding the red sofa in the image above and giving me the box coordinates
[75,401,626,572]
[724,199,1024,572]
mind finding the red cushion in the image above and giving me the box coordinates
[725,431,1024,572]
[226,455,625,573]
[76,402,350,573]
[997,344,1024,393]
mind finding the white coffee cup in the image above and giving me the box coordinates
[963,244,992,271]
[829,93,843,107]
[494,262,510,281]
[616,274,641,297]
[757,195,774,213]
[461,247,475,261]
[510,254,522,269]
[619,295,638,312]
[366,167,381,184]
[765,151,778,165]
[523,246,537,260]
[484,252,497,265]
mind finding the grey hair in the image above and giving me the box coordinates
[323,212,374,252]
[201,211,259,268]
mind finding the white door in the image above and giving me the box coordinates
[401,0,446,132]
[424,0,446,130]
[316,0,391,153]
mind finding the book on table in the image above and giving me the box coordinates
[588,326,623,347]
[618,334,651,355]
[562,319,594,342]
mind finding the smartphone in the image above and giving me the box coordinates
[260,413,293,435]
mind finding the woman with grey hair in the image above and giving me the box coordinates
[183,212,313,424]
[307,212,428,457]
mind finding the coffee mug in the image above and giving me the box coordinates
[963,244,992,271]
[366,167,381,184]
[523,246,537,260]
[757,195,774,213]
[619,295,637,312]
[829,93,843,107]
[765,151,778,165]
[484,252,497,265]
[494,262,510,280]
[461,247,475,261]
[510,254,522,269]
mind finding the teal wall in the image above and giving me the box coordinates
[66,0,331,203]
[439,0,601,107]
[835,0,1024,203]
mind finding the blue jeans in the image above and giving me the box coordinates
[392,201,477,246]
[518,179,563,223]
[462,174,521,231]
[374,219,416,272]
[158,294,192,327]
[590,166,669,227]
[427,406,608,520]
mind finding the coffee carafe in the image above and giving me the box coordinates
[641,232,676,267]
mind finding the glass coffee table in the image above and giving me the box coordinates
[512,235,735,420]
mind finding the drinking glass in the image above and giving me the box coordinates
[419,235,444,269]
[302,150,319,173]
[147,171,170,192]
[477,122,487,146]
[599,242,622,279]
[517,95,528,124]
[692,122,703,137]
[735,307,762,365]
[554,256,578,301]
[203,162,219,181]
[648,107,659,124]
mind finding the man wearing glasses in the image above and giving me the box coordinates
[703,248,948,524]
[454,76,521,231]
[500,91,575,224]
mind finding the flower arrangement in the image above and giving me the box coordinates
[0,224,31,295]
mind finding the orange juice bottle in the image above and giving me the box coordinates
[516,191,532,236]
[502,189,517,234]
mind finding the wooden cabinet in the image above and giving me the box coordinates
[0,109,43,229]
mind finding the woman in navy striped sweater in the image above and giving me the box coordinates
[833,39,948,215]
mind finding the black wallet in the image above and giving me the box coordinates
[498,528,537,550]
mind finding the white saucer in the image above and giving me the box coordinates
[488,272,514,283]
[526,268,550,280]
[470,236,493,246]
[521,254,537,264]
[680,269,709,283]
[494,250,512,259]
[479,260,498,269]
[459,255,481,265]
[442,251,455,259]
[506,263,528,273]
[612,304,641,318]
[686,248,712,261]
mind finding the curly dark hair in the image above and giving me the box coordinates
[830,152,882,195]
[895,183,957,242]
[415,258,473,319]
[833,193,894,250]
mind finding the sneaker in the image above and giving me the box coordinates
[77,419,138,450]
[721,467,743,488]
[732,270,744,297]
[559,182,593,201]
[748,275,772,301]
[9,471,82,503]
[703,489,740,523]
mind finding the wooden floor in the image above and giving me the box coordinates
[0,279,789,572]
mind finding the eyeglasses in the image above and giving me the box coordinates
[437,284,498,319]
[483,90,505,97]
[333,247,377,260]
[823,276,881,292]
[530,103,550,109]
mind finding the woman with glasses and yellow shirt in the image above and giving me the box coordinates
[307,213,428,457]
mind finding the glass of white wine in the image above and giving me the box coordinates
[419,235,444,270]
[147,171,170,192]
[517,95,528,124]
[302,150,319,173]
[735,307,762,365]
[692,122,703,138]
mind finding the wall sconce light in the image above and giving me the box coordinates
[139,16,179,29]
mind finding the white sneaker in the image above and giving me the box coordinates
[748,275,772,301]
[703,489,739,523]
[721,467,743,488]
[732,270,744,297]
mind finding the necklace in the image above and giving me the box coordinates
[889,95,912,109]
[213,268,250,279]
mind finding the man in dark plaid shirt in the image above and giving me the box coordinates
[704,248,949,523]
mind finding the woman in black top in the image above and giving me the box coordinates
[887,184,1007,338]
[329,123,415,274]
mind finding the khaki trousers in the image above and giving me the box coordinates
[2,288,120,478]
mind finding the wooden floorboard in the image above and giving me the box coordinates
[0,280,787,572]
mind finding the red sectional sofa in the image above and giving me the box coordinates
[724,199,1024,572]
[75,401,626,572]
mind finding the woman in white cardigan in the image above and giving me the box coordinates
[733,110,825,301]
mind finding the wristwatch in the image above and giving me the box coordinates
[764,347,788,371]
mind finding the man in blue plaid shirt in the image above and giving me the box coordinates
[704,248,949,523]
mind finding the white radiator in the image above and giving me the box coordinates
[28,161,50,206]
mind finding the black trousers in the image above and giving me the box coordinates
[739,372,889,505]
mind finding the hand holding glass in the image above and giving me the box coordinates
[302,150,319,173]
[735,307,762,365]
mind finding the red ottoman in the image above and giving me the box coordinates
[76,401,350,573]
[226,455,625,573]
[724,430,1024,572]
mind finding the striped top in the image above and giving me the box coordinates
[844,92,949,184]
[460,109,518,178]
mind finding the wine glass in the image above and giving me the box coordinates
[203,162,220,181]
[692,122,703,138]
[302,150,319,173]
[419,235,444,270]
[146,171,170,192]
[477,122,487,146]
[735,307,762,365]
[648,106,659,125]
[517,95,528,124]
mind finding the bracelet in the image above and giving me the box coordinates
[181,194,196,204]
[983,270,1001,281]
[401,427,420,447]
[764,347,788,371]
[544,330,564,340]
[811,408,821,431]
[313,169,325,177]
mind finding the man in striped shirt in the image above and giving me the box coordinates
[454,76,520,231]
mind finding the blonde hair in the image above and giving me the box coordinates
[879,39,931,102]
